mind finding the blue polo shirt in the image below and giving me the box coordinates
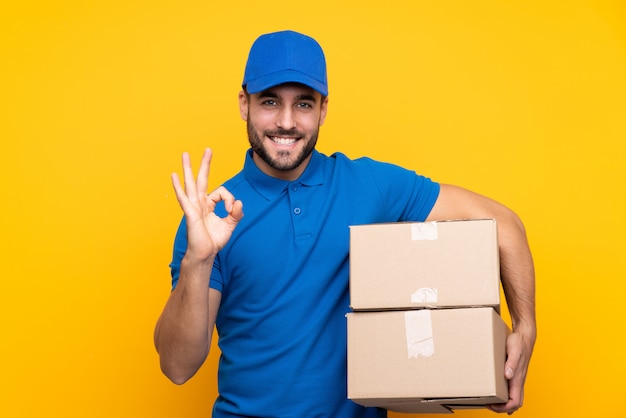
[170,149,440,418]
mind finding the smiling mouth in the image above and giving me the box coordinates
[269,136,298,146]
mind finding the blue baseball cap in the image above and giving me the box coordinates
[242,30,328,96]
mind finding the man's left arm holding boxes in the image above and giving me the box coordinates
[426,183,537,415]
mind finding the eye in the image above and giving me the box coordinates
[295,102,313,109]
[261,99,278,106]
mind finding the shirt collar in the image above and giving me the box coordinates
[243,149,325,200]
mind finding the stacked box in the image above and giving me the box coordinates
[347,219,510,413]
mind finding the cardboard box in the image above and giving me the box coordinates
[349,219,500,311]
[347,307,509,413]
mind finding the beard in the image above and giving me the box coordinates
[247,119,319,173]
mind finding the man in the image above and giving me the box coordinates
[154,30,536,417]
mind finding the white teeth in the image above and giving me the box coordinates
[270,136,297,145]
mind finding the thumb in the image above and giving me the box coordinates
[504,333,522,380]
[505,365,515,380]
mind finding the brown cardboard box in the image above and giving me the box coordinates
[347,307,509,413]
[349,219,500,311]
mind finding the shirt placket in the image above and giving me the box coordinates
[287,182,311,242]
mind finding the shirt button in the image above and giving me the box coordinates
[293,207,302,215]
[292,186,298,192]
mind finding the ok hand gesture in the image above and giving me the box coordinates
[171,148,244,262]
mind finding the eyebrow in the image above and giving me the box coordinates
[258,91,279,99]
[257,90,317,102]
[296,94,317,102]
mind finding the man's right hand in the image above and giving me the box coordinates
[171,148,244,264]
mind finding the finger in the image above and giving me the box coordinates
[223,199,244,230]
[508,375,524,408]
[171,172,184,202]
[489,392,523,414]
[196,148,213,197]
[206,186,244,229]
[207,186,235,209]
[172,172,193,214]
[487,396,521,415]
[181,152,198,201]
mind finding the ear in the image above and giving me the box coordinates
[238,90,249,121]
[318,96,329,126]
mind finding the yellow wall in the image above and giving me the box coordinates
[2,1,624,417]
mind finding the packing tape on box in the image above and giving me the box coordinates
[411,222,438,240]
[411,287,438,304]
[404,310,435,358]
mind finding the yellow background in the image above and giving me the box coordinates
[2,1,625,417]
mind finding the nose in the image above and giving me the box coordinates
[276,106,296,130]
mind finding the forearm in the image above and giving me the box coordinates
[154,256,216,384]
[498,212,537,341]
[490,210,536,412]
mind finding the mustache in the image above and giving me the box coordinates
[264,129,303,138]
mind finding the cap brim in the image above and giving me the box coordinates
[245,69,328,96]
